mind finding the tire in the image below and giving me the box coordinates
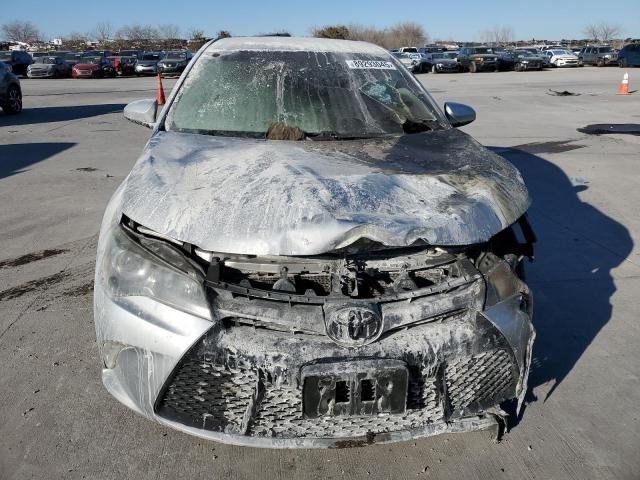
[2,84,22,114]
[431,64,437,73]
[515,63,522,72]
[597,59,605,67]
[469,61,477,73]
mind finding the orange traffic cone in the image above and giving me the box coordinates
[617,72,630,95]
[156,73,166,105]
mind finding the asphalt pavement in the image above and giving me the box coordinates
[1,68,639,479]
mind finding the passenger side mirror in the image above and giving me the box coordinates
[444,102,476,128]
[123,99,158,128]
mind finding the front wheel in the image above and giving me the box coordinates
[431,64,437,73]
[469,61,477,73]
[597,59,605,67]
[514,63,522,72]
[2,84,22,114]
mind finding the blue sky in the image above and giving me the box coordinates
[4,0,639,42]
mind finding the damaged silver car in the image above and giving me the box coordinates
[94,36,536,448]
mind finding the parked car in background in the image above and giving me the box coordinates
[496,50,543,71]
[0,50,33,76]
[457,46,498,72]
[135,52,164,76]
[82,50,113,58]
[391,52,421,72]
[515,47,549,66]
[618,43,640,67]
[27,56,71,78]
[0,61,22,114]
[72,56,116,78]
[157,50,193,76]
[108,56,137,76]
[391,47,419,53]
[100,36,536,448]
[429,51,461,73]
[545,49,579,67]
[418,46,444,54]
[118,50,143,59]
[578,46,618,66]
[63,52,85,68]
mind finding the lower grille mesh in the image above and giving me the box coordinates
[157,349,515,438]
[445,350,514,412]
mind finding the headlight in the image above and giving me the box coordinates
[101,225,210,319]
[473,57,483,61]
[521,60,529,64]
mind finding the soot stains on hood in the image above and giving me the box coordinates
[120,129,530,256]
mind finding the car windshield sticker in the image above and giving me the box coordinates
[346,60,397,70]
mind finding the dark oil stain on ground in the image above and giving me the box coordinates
[0,271,70,302]
[511,140,585,154]
[0,249,68,269]
[61,281,94,297]
[75,167,100,172]
[578,124,640,136]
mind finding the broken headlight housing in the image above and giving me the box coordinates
[101,224,211,319]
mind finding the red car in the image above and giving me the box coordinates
[108,56,136,76]
[72,56,116,78]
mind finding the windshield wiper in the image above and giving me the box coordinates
[306,131,380,141]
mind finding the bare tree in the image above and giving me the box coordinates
[479,29,493,45]
[116,24,159,41]
[1,20,41,43]
[388,22,428,48]
[479,26,514,46]
[187,28,206,41]
[583,23,600,41]
[346,22,427,49]
[63,31,90,49]
[157,23,181,40]
[494,26,514,45]
[92,22,113,43]
[599,22,621,42]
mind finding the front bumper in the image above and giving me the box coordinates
[27,70,55,78]
[158,65,185,75]
[136,65,157,75]
[555,59,578,67]
[435,64,460,72]
[95,266,534,447]
[73,69,98,78]
[477,61,497,71]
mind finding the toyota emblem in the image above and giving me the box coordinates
[325,304,383,347]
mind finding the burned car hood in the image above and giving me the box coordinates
[120,129,530,256]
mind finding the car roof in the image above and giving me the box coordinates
[207,36,388,55]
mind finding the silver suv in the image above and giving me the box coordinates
[578,46,618,66]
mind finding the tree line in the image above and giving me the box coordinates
[1,20,218,50]
[1,18,627,52]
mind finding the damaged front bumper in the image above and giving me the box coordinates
[94,223,535,448]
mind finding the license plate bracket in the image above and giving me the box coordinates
[302,360,408,418]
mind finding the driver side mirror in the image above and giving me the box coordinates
[124,99,158,128]
[444,102,476,128]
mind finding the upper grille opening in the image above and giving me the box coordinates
[214,249,464,299]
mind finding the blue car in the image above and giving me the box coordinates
[618,43,640,67]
